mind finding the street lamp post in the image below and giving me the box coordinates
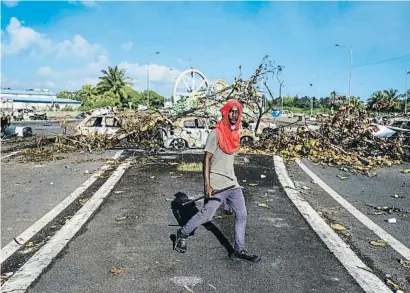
[335,44,353,106]
[309,83,313,118]
[147,51,160,108]
[405,68,410,115]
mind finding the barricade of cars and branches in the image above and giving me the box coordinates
[15,56,410,171]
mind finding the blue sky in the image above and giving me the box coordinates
[1,1,410,101]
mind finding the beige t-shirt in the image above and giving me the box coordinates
[204,130,240,190]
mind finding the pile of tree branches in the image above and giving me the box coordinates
[18,56,410,171]
[243,106,408,172]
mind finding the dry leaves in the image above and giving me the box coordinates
[369,239,388,247]
[110,267,124,275]
[330,223,346,231]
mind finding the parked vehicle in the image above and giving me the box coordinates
[75,113,122,139]
[157,116,260,150]
[29,112,48,120]
[1,126,33,139]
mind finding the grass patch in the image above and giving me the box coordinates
[176,162,203,172]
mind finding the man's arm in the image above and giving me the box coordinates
[203,151,214,198]
[203,130,217,197]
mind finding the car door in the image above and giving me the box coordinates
[182,118,201,148]
[196,118,210,147]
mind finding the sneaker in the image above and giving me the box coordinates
[230,249,261,262]
[175,228,188,253]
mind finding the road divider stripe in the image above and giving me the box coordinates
[1,158,132,293]
[274,156,391,293]
[0,150,124,265]
[295,158,410,260]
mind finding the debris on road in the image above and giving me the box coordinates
[370,239,388,247]
[401,169,410,174]
[387,218,397,224]
[330,223,346,231]
[115,215,129,222]
[257,202,269,208]
[398,259,410,269]
[176,162,202,172]
[109,267,124,275]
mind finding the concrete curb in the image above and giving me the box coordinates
[273,155,391,293]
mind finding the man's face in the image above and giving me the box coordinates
[228,106,239,125]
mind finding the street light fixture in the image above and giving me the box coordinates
[335,44,353,106]
[147,51,160,108]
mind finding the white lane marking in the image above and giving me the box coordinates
[0,150,124,265]
[1,158,132,293]
[1,150,22,160]
[273,156,391,293]
[295,158,410,261]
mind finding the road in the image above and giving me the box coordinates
[1,150,119,246]
[2,151,364,293]
[285,159,410,291]
[8,120,80,136]
[1,150,408,292]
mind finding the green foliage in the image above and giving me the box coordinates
[60,105,76,112]
[57,65,166,110]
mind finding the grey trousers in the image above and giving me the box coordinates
[181,187,247,250]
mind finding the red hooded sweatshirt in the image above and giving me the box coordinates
[214,99,243,154]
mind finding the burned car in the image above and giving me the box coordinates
[75,113,122,139]
[157,116,259,150]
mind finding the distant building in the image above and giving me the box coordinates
[0,88,81,111]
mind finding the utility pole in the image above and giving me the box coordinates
[335,44,353,106]
[147,51,160,108]
[310,83,313,118]
[276,69,284,114]
[405,69,410,114]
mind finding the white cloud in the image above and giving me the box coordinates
[2,0,19,7]
[36,66,54,76]
[118,62,180,84]
[121,41,133,51]
[1,17,52,56]
[27,57,180,96]
[54,35,103,58]
[1,17,103,59]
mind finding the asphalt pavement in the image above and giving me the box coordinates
[285,159,410,290]
[1,150,118,246]
[8,120,79,136]
[27,152,362,293]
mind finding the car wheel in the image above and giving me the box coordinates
[171,138,187,150]
[240,136,253,146]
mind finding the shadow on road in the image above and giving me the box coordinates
[169,192,234,256]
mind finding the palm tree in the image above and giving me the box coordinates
[79,84,97,102]
[96,66,133,106]
[367,90,386,112]
[350,96,364,110]
[383,88,401,112]
[329,91,337,114]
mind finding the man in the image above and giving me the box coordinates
[174,99,261,262]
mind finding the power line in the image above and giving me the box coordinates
[352,54,410,68]
[317,53,410,77]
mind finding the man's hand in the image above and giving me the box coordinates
[205,185,215,198]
